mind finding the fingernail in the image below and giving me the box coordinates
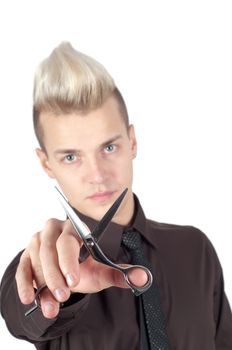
[54,288,66,301]
[44,302,55,314]
[66,273,75,287]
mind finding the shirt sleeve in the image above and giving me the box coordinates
[206,239,232,349]
[0,251,90,345]
[215,278,232,349]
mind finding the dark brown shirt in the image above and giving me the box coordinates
[1,196,232,349]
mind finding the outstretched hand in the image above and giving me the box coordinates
[16,219,147,319]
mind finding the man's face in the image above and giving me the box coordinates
[37,96,137,225]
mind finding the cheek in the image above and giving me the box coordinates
[115,158,133,184]
[56,178,85,208]
[50,167,83,196]
[50,162,81,182]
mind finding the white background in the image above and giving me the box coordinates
[0,1,231,348]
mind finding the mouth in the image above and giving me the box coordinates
[87,191,116,202]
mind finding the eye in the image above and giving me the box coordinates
[64,154,77,163]
[104,144,116,153]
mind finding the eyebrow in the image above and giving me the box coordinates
[53,134,123,156]
[101,134,122,148]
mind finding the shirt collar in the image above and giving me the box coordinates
[128,194,158,249]
[75,194,157,261]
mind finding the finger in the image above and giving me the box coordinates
[56,228,81,288]
[127,267,149,287]
[16,250,34,304]
[16,232,46,304]
[39,219,70,303]
[39,287,60,319]
[27,232,61,318]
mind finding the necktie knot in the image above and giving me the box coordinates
[122,229,142,251]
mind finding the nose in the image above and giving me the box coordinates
[84,156,107,185]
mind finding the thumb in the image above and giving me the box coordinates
[71,258,148,293]
[110,266,149,289]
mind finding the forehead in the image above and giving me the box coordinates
[39,96,128,150]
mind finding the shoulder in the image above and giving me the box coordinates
[147,218,206,243]
[146,219,223,279]
[146,219,219,263]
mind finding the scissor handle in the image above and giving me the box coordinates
[24,284,47,316]
[85,237,153,296]
[117,264,153,296]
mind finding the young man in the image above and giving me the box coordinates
[0,42,232,349]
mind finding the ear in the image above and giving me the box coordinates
[36,148,55,179]
[128,124,137,159]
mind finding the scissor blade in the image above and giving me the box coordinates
[91,188,128,242]
[55,186,90,239]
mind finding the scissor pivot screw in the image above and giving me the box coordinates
[86,237,94,246]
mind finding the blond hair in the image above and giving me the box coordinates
[33,42,129,148]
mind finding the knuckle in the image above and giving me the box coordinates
[57,231,72,245]
[39,243,54,265]
[43,272,56,286]
[112,269,123,287]
[92,264,107,292]
[33,266,44,280]
[44,218,60,230]
[30,232,41,247]
[64,219,78,235]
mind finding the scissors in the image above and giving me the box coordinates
[25,188,153,317]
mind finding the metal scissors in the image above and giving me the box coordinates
[25,188,153,316]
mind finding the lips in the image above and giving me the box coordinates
[87,191,116,202]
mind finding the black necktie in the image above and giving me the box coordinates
[122,229,171,350]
